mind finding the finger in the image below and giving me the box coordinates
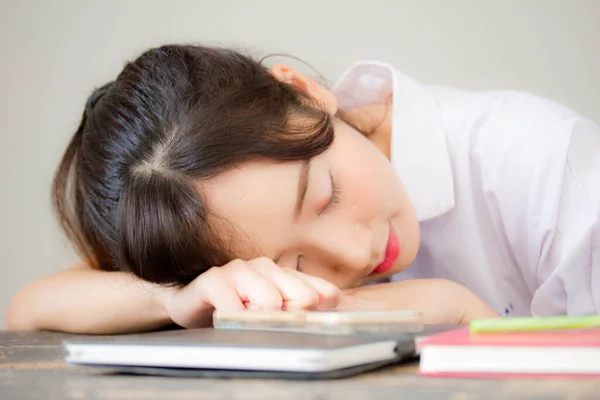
[248,258,320,310]
[227,261,284,310]
[198,270,246,312]
[287,270,343,311]
[260,270,321,310]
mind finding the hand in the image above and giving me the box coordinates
[339,279,499,324]
[159,257,342,328]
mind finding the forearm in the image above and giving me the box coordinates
[343,279,499,324]
[5,265,174,334]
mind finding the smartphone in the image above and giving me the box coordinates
[213,310,424,335]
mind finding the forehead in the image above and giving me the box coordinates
[201,160,301,257]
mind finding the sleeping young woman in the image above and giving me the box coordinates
[6,44,599,333]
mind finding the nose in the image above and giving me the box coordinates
[307,222,373,272]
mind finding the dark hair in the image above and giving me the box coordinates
[52,44,334,285]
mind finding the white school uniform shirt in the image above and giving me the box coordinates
[333,62,600,317]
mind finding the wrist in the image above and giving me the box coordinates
[149,282,177,325]
[454,284,499,323]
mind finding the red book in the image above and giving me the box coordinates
[418,327,600,378]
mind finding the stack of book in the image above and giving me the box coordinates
[418,316,600,378]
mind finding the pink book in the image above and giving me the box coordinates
[418,327,600,379]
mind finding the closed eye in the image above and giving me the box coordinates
[319,167,340,215]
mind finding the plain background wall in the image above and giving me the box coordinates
[1,0,599,328]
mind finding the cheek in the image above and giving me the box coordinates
[343,171,383,218]
[339,142,399,218]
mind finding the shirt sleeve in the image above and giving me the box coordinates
[473,91,600,316]
[530,118,600,316]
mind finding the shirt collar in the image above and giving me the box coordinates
[332,61,455,221]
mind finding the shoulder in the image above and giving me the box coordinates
[433,87,597,244]
[429,87,581,145]
[431,88,585,192]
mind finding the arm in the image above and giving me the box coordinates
[473,92,600,315]
[5,262,173,334]
[5,257,343,334]
[340,279,499,324]
[530,118,600,315]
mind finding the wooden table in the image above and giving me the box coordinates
[1,331,599,400]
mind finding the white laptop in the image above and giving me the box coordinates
[63,328,414,378]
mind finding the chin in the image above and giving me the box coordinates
[397,229,420,272]
[386,247,418,278]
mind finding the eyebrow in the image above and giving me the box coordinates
[293,159,312,221]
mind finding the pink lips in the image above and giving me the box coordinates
[370,224,400,275]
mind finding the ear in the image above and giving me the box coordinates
[270,64,338,115]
